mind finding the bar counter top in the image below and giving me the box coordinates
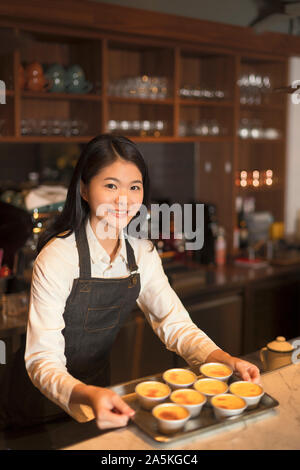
[1,259,300,338]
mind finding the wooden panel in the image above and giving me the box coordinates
[1,0,300,56]
[180,53,235,101]
[243,277,300,354]
[195,142,234,250]
[108,103,173,137]
[186,294,243,356]
[0,97,14,137]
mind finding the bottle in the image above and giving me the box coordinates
[215,227,226,266]
[233,197,243,250]
[237,200,249,250]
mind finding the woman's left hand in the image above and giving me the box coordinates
[230,357,261,383]
[206,349,261,384]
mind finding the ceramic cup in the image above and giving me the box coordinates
[199,362,233,382]
[229,381,264,409]
[170,388,206,418]
[162,368,197,390]
[135,380,171,410]
[211,393,247,420]
[152,403,190,434]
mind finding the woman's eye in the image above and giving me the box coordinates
[105,183,117,189]
[131,185,141,191]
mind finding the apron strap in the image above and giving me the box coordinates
[75,223,139,277]
[75,223,91,278]
[125,237,138,274]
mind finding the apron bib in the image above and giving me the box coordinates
[0,224,140,429]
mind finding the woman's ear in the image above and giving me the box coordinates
[80,180,88,202]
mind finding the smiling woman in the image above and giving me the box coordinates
[0,134,260,432]
[80,158,144,259]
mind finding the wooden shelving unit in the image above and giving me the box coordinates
[0,1,292,254]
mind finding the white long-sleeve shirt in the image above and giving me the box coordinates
[25,219,219,422]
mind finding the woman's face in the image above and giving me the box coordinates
[81,158,144,236]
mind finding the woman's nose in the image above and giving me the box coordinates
[115,192,129,207]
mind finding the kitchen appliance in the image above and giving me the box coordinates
[245,211,274,245]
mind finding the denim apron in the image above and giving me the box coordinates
[0,224,141,429]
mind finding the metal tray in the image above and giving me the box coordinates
[112,373,279,444]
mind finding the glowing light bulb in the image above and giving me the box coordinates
[266,169,273,178]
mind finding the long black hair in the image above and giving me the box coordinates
[37,134,151,254]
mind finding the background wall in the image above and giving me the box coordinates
[92,0,297,34]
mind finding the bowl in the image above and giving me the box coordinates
[229,381,264,409]
[170,388,206,418]
[193,378,228,405]
[135,380,171,410]
[211,393,247,419]
[199,362,233,382]
[152,403,190,434]
[162,368,197,390]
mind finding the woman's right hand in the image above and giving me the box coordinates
[71,383,135,430]
[88,386,135,430]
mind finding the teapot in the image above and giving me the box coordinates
[45,64,66,93]
[65,64,92,94]
[260,336,294,371]
[25,62,49,92]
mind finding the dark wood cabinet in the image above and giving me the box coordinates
[109,268,300,383]
[110,310,175,385]
[0,0,294,255]
[243,275,300,354]
[185,292,243,357]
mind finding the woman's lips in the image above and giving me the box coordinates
[108,210,129,218]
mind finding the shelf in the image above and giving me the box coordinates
[21,91,102,101]
[0,17,288,259]
[0,135,235,143]
[238,138,283,143]
[240,103,285,111]
[0,136,96,143]
[107,96,173,105]
[236,185,283,193]
[111,135,234,143]
[179,99,234,107]
[175,135,234,142]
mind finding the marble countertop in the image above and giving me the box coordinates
[62,362,300,451]
[1,362,299,450]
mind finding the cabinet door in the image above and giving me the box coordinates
[109,314,139,385]
[195,142,234,252]
[110,310,175,384]
[185,294,243,357]
[243,276,300,354]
